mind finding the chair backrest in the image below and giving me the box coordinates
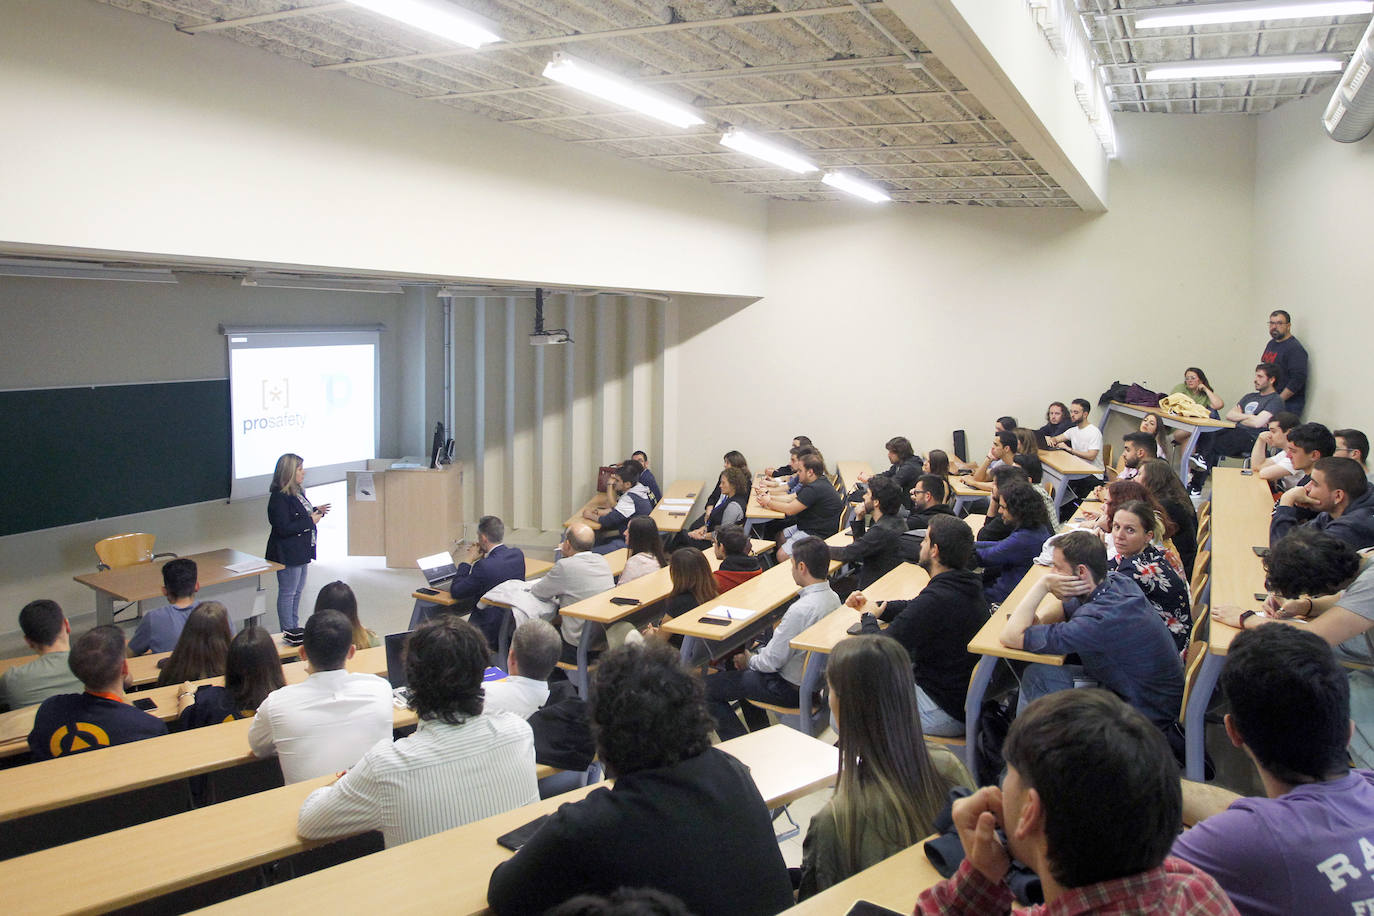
[1196,500,1212,527]
[1189,548,1211,597]
[1043,478,1055,499]
[94,533,157,569]
[1196,516,1212,549]
[1180,601,1211,722]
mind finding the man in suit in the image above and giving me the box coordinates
[435,515,526,650]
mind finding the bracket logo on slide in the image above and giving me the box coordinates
[262,378,290,410]
[49,721,112,757]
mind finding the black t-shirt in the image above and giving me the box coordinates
[28,692,168,761]
[793,479,842,539]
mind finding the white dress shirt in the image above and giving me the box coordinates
[297,712,539,847]
[483,675,550,719]
[248,668,393,784]
[749,581,841,685]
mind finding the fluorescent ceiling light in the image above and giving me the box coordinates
[1145,54,1346,79]
[543,54,705,129]
[344,0,500,48]
[821,171,891,203]
[0,259,178,283]
[718,128,818,173]
[1134,1,1372,29]
[242,275,404,294]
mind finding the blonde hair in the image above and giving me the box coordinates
[271,453,304,497]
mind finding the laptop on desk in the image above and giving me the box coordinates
[417,551,459,590]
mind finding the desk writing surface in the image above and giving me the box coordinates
[1107,400,1234,430]
[835,461,872,490]
[0,774,334,916]
[967,565,1067,666]
[781,837,943,915]
[565,493,612,532]
[560,552,725,625]
[1037,448,1101,476]
[950,476,985,497]
[73,548,282,602]
[1208,469,1273,657]
[648,479,704,534]
[193,725,837,916]
[789,562,930,655]
[128,634,297,688]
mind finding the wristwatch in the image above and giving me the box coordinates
[1238,610,1256,628]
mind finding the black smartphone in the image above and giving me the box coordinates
[1252,545,1270,558]
[1241,468,1253,476]
[132,697,157,711]
[1254,592,1270,602]
[845,902,904,916]
[415,587,439,596]
[497,814,551,851]
[699,616,731,626]
[609,596,642,606]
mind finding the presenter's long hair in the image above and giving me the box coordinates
[827,636,960,877]
[270,453,304,496]
[158,602,233,686]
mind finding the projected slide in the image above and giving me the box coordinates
[227,337,377,493]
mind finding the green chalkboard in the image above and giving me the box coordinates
[0,380,231,537]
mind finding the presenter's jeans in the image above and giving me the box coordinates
[277,564,309,630]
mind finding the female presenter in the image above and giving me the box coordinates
[265,453,329,630]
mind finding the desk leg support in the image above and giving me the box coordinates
[796,653,827,737]
[1184,653,1223,782]
[94,591,116,628]
[575,624,601,699]
[964,656,997,778]
[1179,428,1203,482]
[1047,471,1067,517]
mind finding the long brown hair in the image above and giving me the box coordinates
[827,636,955,874]
[314,580,371,651]
[626,517,669,567]
[1105,478,1176,538]
[668,548,718,604]
[158,601,232,685]
[225,626,287,711]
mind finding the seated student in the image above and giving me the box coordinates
[1269,456,1374,549]
[679,466,750,551]
[1333,427,1372,482]
[974,481,1053,604]
[532,524,616,663]
[1250,411,1302,492]
[711,524,762,593]
[1274,421,1337,495]
[617,517,668,584]
[797,636,973,899]
[127,557,200,656]
[854,436,923,511]
[1107,501,1193,654]
[1045,398,1104,466]
[314,580,378,650]
[1137,458,1200,580]
[696,450,750,518]
[829,476,904,590]
[1193,363,1284,489]
[431,515,526,647]
[1172,366,1226,415]
[1212,528,1374,767]
[1117,431,1159,480]
[1012,427,1039,459]
[176,625,285,728]
[964,430,1019,493]
[28,626,167,760]
[1003,531,1184,733]
[755,444,815,500]
[644,548,719,641]
[298,616,539,848]
[1013,454,1057,532]
[704,538,840,739]
[248,610,392,784]
[156,601,233,686]
[0,600,82,711]
[916,690,1232,915]
[848,515,988,737]
[757,452,842,561]
[1136,415,1170,459]
[906,473,957,531]
[1172,626,1374,916]
[973,465,1032,543]
[629,450,661,502]
[1084,478,1186,577]
[585,463,655,554]
[1036,400,1074,439]
[763,434,811,479]
[488,642,793,916]
[484,619,561,719]
[923,450,957,503]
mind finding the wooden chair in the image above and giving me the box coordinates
[1196,516,1212,550]
[93,533,175,571]
[1189,548,1210,598]
[1042,478,1055,499]
[1196,500,1211,528]
[1102,444,1124,481]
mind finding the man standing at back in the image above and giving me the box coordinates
[28,626,166,760]
[532,524,616,664]
[1172,626,1374,916]
[0,600,83,711]
[127,557,200,656]
[1261,309,1309,417]
[435,515,526,648]
[248,609,392,784]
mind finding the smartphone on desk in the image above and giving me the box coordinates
[610,597,642,607]
[132,697,157,711]
[699,616,731,626]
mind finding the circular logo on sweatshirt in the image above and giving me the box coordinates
[48,722,111,757]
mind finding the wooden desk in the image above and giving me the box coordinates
[950,475,988,515]
[1100,400,1234,483]
[781,836,944,915]
[788,561,931,735]
[1038,449,1102,516]
[960,565,1065,773]
[565,492,612,531]
[73,549,283,628]
[649,479,705,534]
[193,725,838,916]
[835,461,873,493]
[1182,468,1269,781]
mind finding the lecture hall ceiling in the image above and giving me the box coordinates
[96,1,1371,208]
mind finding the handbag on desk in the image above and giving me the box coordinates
[596,465,617,493]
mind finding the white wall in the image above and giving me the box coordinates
[0,0,767,297]
[1253,92,1374,434]
[675,112,1259,474]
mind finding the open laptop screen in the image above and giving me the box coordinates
[417,551,458,588]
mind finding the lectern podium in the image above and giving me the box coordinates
[346,461,464,568]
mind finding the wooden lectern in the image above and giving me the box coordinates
[346,461,464,568]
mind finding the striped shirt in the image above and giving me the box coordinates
[297,712,539,848]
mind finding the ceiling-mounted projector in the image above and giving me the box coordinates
[529,287,573,346]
